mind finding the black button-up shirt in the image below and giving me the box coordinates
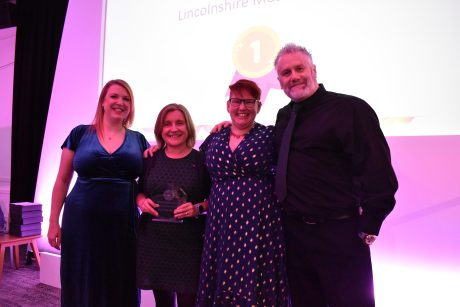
[274,84,398,234]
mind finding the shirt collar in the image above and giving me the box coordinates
[289,83,326,111]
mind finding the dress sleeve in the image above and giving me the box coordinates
[199,133,213,153]
[136,131,150,151]
[195,151,211,198]
[61,125,89,151]
[138,155,156,194]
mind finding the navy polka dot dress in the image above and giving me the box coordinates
[196,123,289,307]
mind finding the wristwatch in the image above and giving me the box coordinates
[358,232,377,245]
[194,203,205,214]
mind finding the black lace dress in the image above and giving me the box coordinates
[136,149,211,293]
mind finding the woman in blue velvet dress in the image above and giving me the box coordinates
[47,79,149,307]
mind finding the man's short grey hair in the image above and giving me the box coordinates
[274,43,313,66]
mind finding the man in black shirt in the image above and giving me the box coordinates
[274,43,398,307]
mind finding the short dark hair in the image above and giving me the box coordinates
[229,79,261,100]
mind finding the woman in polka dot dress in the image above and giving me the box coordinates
[196,79,289,306]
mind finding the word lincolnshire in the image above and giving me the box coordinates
[178,0,280,21]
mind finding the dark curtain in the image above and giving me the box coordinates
[10,0,69,203]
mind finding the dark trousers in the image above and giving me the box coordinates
[282,214,375,307]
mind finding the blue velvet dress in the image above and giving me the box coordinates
[60,125,149,307]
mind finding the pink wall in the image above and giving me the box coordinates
[378,136,460,267]
[0,27,15,180]
[35,0,104,252]
[0,27,16,224]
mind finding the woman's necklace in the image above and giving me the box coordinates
[230,130,247,139]
[104,126,125,141]
[106,132,120,141]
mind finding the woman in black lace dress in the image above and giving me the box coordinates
[136,103,211,307]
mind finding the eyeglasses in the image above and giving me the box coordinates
[228,98,259,109]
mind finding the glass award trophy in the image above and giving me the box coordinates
[152,183,187,223]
